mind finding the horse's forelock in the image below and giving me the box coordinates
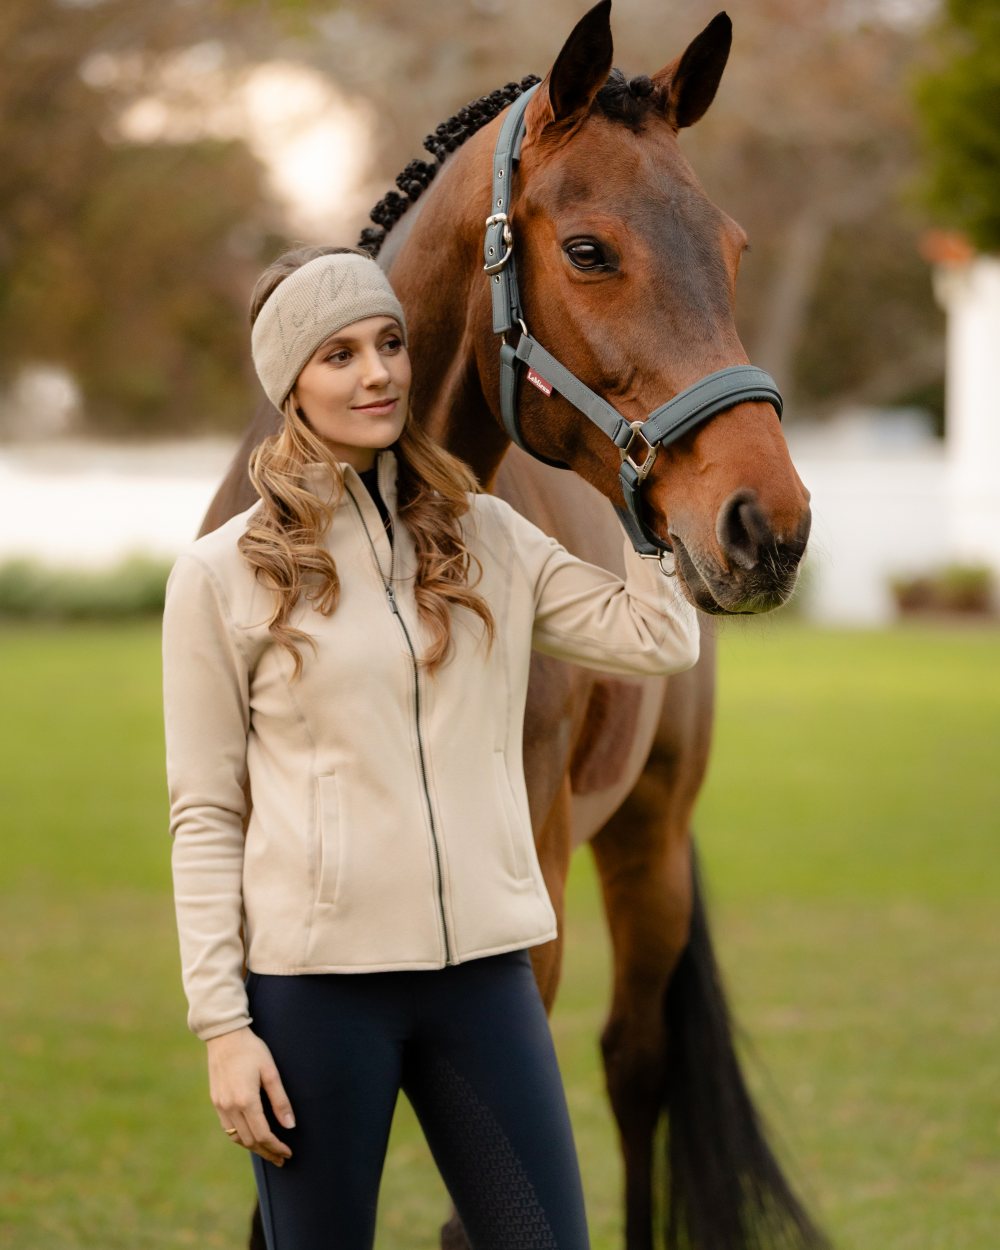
[594,68,667,129]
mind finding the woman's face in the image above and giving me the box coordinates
[291,315,411,471]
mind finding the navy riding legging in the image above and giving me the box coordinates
[246,948,591,1250]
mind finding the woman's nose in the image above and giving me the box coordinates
[361,350,390,388]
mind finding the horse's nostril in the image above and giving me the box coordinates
[716,490,769,571]
[795,505,813,551]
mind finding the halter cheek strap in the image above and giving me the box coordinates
[483,83,783,558]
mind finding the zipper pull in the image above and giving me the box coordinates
[385,584,399,615]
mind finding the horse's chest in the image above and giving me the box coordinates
[567,674,665,846]
[522,655,665,847]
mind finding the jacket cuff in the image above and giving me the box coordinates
[195,1014,253,1043]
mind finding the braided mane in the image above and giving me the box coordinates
[357,69,662,258]
[357,75,541,258]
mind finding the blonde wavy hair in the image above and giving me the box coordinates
[238,244,495,680]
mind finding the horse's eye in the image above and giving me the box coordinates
[565,240,606,270]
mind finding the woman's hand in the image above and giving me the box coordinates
[206,1026,295,1167]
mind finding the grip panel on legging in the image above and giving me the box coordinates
[417,1052,560,1250]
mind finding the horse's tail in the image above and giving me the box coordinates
[662,844,829,1250]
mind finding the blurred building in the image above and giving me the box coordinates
[789,241,1000,624]
[933,246,1000,574]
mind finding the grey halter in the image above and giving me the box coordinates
[483,82,783,560]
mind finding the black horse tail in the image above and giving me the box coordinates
[662,845,830,1250]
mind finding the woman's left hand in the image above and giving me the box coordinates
[206,1026,295,1167]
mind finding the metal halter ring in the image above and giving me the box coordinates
[483,213,514,275]
[637,549,677,576]
[618,421,658,482]
[500,315,528,349]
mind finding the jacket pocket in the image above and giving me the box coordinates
[315,772,342,905]
[493,750,531,881]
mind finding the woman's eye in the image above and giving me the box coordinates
[327,350,351,364]
[381,337,403,352]
[565,240,607,270]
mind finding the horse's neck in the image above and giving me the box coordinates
[384,125,509,486]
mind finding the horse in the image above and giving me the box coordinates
[202,5,821,1248]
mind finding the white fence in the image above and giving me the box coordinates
[1,418,980,626]
[0,438,238,568]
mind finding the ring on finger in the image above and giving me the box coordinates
[224,1127,239,1137]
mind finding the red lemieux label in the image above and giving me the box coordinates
[526,368,553,397]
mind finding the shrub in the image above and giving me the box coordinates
[0,554,172,620]
[889,563,996,617]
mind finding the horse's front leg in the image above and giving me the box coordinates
[588,646,713,1250]
[589,792,692,1250]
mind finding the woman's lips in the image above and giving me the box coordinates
[352,398,398,416]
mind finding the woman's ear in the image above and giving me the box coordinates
[284,393,308,425]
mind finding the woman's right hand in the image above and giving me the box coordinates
[206,1026,296,1167]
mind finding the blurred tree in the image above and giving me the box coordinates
[914,0,1000,253]
[0,0,949,433]
[0,0,287,435]
[652,0,943,416]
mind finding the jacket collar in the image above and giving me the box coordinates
[300,447,400,517]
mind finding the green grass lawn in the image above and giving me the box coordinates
[1,620,997,1249]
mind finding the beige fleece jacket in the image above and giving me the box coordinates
[161,449,699,1040]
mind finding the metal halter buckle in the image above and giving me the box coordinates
[483,213,514,274]
[618,421,658,481]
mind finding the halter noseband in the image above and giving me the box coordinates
[483,82,783,561]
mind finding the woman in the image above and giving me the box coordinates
[162,245,700,1250]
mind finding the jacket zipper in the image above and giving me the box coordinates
[345,487,453,965]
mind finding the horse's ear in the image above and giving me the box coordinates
[653,11,732,129]
[524,0,614,143]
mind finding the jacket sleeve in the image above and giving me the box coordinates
[495,499,701,675]
[161,551,253,1041]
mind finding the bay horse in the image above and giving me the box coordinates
[202,5,821,1248]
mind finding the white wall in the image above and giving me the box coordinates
[0,423,947,626]
[787,418,949,625]
[0,439,238,567]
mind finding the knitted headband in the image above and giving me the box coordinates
[250,253,408,411]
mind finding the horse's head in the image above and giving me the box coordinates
[503,2,811,614]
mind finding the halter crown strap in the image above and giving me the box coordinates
[485,84,540,337]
